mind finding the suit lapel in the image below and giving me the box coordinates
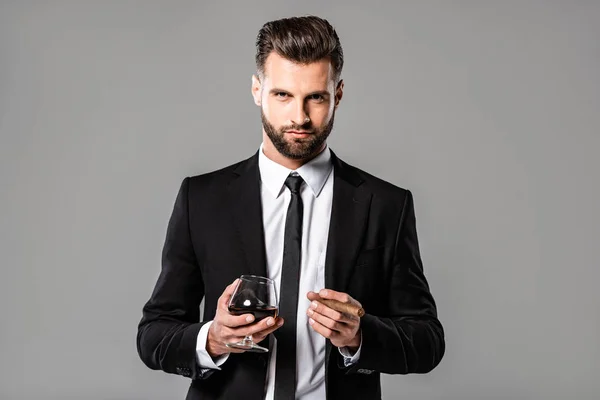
[324,150,372,294]
[227,151,268,279]
[324,151,372,389]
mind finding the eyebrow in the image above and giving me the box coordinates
[269,88,331,97]
[306,90,330,97]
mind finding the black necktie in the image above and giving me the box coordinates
[274,174,304,400]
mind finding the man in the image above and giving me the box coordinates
[137,15,444,400]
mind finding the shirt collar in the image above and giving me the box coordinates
[258,142,333,199]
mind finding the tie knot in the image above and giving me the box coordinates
[284,174,304,194]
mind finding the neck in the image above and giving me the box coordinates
[261,132,325,170]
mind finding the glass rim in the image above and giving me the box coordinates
[239,274,273,285]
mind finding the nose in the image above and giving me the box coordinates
[290,103,310,126]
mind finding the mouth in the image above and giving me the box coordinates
[286,130,312,138]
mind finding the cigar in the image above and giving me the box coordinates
[318,298,365,318]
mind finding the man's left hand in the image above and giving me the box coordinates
[306,289,362,352]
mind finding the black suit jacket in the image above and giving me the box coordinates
[137,150,445,400]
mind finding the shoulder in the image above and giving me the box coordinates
[184,153,256,192]
[334,153,412,201]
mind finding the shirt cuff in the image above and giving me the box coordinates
[196,320,230,369]
[338,333,363,366]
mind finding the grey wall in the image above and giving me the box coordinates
[1,1,598,399]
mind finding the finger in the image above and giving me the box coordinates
[220,326,254,345]
[308,317,336,339]
[307,307,343,332]
[307,291,321,302]
[318,289,362,308]
[308,300,350,324]
[251,318,285,342]
[218,278,241,309]
[317,288,350,303]
[220,311,255,328]
[308,291,360,313]
[308,291,361,320]
[237,316,284,337]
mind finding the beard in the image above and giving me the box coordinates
[261,108,335,160]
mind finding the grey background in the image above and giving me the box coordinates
[1,1,598,399]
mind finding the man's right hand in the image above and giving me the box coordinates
[207,278,284,358]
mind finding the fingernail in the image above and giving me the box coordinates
[308,309,314,316]
[278,319,284,326]
[267,318,274,326]
[246,315,254,323]
[311,301,318,309]
[309,318,315,325]
[320,290,328,297]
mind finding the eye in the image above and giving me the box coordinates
[275,92,289,98]
[308,94,324,102]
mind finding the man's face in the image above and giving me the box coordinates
[252,52,343,160]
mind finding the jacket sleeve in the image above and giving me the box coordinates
[345,189,445,374]
[136,177,213,380]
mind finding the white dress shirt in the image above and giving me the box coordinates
[195,143,361,399]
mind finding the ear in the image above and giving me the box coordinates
[334,79,344,109]
[251,74,262,106]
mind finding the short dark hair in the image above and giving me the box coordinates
[255,16,344,83]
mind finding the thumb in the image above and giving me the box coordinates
[219,278,240,308]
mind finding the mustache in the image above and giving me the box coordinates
[279,123,313,133]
